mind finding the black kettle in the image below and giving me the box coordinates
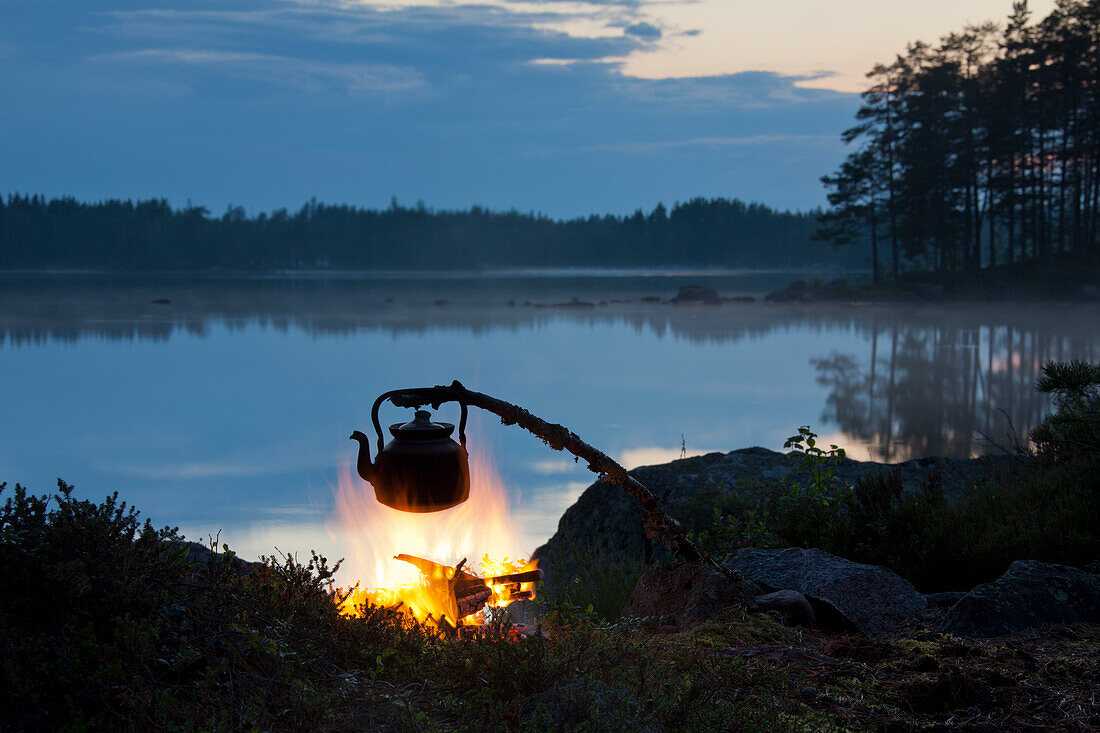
[350,389,470,513]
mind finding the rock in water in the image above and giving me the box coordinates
[668,285,721,305]
[622,561,749,629]
[725,547,926,636]
[763,280,810,302]
[941,561,1100,637]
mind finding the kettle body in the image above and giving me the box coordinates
[351,393,471,512]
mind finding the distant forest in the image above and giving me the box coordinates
[819,0,1100,281]
[0,194,860,271]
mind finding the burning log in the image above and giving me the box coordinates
[485,569,542,585]
[387,553,540,627]
[457,588,493,618]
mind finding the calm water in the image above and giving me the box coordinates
[2,272,1097,577]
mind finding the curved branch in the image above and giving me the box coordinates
[391,380,703,563]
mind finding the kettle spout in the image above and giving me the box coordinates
[349,430,374,482]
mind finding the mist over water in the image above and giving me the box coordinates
[2,272,1096,576]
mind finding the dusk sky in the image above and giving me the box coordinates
[2,0,1054,217]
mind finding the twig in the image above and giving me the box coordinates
[973,407,1029,456]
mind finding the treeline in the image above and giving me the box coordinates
[820,0,1100,281]
[0,194,857,271]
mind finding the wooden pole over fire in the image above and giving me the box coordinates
[389,380,704,563]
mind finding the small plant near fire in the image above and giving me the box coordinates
[689,426,852,558]
[783,425,851,502]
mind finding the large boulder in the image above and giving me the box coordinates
[534,449,1017,599]
[941,561,1100,637]
[725,547,927,636]
[621,561,751,629]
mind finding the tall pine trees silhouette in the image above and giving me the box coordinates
[820,0,1100,280]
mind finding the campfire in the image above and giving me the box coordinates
[332,381,700,630]
[332,444,539,630]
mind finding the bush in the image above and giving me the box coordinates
[538,535,646,622]
[1031,359,1100,461]
[0,481,186,728]
[686,433,1099,592]
[0,480,421,730]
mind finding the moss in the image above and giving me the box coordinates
[689,607,806,648]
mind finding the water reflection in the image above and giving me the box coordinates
[2,273,1097,563]
[813,316,1097,461]
[0,271,847,346]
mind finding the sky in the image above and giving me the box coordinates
[1,0,1054,218]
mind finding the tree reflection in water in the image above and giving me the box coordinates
[813,320,1098,462]
[3,273,1096,465]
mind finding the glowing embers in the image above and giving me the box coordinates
[340,554,538,629]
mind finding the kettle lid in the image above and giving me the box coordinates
[389,409,455,440]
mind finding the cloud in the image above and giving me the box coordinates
[529,458,580,474]
[96,48,423,93]
[99,2,649,58]
[103,458,275,480]
[588,133,834,153]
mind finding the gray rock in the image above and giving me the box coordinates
[552,297,596,308]
[621,560,748,629]
[764,280,810,302]
[172,541,261,574]
[925,591,968,608]
[756,589,817,628]
[533,448,1016,598]
[668,284,721,305]
[942,561,1100,637]
[726,547,927,636]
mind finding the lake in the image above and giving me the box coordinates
[2,272,1096,587]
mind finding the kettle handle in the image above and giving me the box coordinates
[370,387,469,454]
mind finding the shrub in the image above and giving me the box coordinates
[684,432,1099,592]
[538,535,646,622]
[0,480,420,730]
[1031,359,1100,461]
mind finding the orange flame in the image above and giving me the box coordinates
[330,441,536,626]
